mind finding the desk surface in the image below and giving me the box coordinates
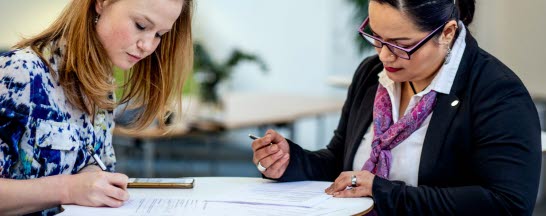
[61,177,373,216]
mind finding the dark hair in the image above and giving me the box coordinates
[371,0,475,32]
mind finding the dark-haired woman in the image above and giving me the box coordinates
[250,0,541,215]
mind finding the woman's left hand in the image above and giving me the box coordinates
[325,171,375,198]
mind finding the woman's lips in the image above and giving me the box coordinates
[385,67,402,73]
[127,53,142,62]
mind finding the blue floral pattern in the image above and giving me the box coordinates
[0,42,116,215]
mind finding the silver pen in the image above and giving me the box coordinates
[86,145,107,171]
[248,134,259,140]
[248,134,272,147]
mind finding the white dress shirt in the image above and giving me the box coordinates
[352,23,467,186]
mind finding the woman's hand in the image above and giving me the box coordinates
[251,129,290,179]
[77,165,103,173]
[325,171,375,198]
[63,171,130,207]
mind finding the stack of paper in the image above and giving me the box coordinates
[59,181,369,216]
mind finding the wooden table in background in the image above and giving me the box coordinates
[114,92,345,177]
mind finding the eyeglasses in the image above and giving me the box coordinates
[358,17,447,60]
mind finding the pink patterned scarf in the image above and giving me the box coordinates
[361,84,437,179]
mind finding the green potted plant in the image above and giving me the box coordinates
[193,42,268,107]
[347,0,371,52]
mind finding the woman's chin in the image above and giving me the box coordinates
[113,61,134,70]
[385,73,406,83]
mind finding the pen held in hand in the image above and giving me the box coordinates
[86,144,107,171]
[248,134,259,140]
[248,134,272,147]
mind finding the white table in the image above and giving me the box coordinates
[60,177,374,216]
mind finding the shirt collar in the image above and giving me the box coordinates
[378,21,467,95]
[42,38,66,72]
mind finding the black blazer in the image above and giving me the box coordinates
[277,32,542,215]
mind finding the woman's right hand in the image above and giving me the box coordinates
[251,129,291,179]
[63,171,129,207]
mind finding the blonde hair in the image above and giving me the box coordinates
[15,0,193,130]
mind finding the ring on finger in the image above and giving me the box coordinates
[257,161,267,172]
[351,175,357,187]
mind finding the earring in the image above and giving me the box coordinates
[94,15,99,24]
[444,47,452,65]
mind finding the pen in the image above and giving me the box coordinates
[248,134,259,140]
[86,144,107,171]
[248,134,272,146]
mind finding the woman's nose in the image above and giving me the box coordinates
[377,46,396,62]
[137,36,155,54]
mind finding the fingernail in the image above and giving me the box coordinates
[333,192,339,196]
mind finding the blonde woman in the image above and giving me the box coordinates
[0,0,193,215]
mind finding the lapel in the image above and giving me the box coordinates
[345,82,378,169]
[417,93,461,179]
[418,32,479,182]
[343,58,383,170]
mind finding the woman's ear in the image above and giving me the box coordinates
[440,20,458,45]
[95,0,107,15]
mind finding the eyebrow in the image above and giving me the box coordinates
[142,15,156,27]
[140,14,172,32]
[370,29,412,42]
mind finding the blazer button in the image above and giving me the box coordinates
[451,100,459,107]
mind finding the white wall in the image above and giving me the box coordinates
[472,0,546,98]
[193,0,367,96]
[0,0,70,48]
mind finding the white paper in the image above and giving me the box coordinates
[203,202,346,216]
[59,180,372,216]
[60,198,208,216]
[204,202,310,216]
[211,181,332,207]
[61,199,356,216]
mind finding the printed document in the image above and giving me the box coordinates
[210,181,332,207]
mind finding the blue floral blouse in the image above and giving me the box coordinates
[0,42,116,215]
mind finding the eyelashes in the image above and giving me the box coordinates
[135,22,162,38]
[135,23,145,30]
